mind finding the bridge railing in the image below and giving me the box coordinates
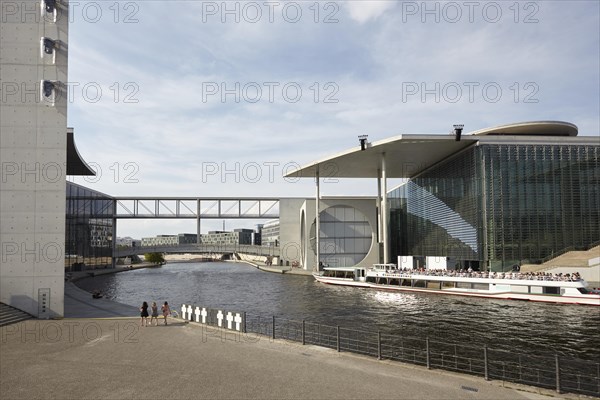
[115,244,280,258]
[114,198,280,219]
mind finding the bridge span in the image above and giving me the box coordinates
[115,244,280,258]
[106,197,281,266]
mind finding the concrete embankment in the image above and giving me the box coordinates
[68,263,162,282]
[235,259,313,276]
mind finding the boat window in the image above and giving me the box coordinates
[472,283,489,290]
[543,287,560,295]
[578,288,589,294]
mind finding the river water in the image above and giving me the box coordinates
[76,261,600,361]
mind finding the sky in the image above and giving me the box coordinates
[65,0,600,239]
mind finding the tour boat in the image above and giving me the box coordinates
[313,264,600,306]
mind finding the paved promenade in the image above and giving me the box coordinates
[0,284,573,399]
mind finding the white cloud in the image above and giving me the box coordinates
[344,1,396,24]
[65,1,600,238]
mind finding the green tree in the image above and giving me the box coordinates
[144,252,165,264]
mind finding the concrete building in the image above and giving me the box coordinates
[1,0,71,317]
[278,198,379,269]
[286,121,599,272]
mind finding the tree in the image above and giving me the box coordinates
[144,252,165,264]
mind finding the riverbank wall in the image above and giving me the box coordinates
[235,258,312,276]
[67,263,162,282]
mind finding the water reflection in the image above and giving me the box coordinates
[75,262,600,361]
[369,290,422,307]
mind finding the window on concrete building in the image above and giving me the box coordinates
[310,205,373,267]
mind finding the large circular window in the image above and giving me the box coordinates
[310,205,372,267]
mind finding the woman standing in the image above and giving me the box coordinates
[161,301,171,325]
[150,302,159,326]
[140,301,149,327]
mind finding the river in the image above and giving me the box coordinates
[75,261,600,361]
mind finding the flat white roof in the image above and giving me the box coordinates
[285,121,595,179]
[286,134,477,178]
[470,120,577,136]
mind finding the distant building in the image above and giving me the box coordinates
[253,224,263,245]
[116,237,142,247]
[200,229,254,245]
[262,219,280,246]
[141,234,197,247]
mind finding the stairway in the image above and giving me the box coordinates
[0,302,33,327]
[542,245,600,268]
[521,245,600,272]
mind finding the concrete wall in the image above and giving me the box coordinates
[237,253,279,266]
[279,198,379,270]
[278,198,306,268]
[1,1,69,317]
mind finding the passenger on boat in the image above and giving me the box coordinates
[371,268,583,282]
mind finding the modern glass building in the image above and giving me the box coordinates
[389,143,599,271]
[286,121,599,272]
[65,182,115,271]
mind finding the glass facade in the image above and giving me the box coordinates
[65,182,115,271]
[389,143,599,271]
[310,205,373,267]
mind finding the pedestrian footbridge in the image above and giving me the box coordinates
[115,244,279,258]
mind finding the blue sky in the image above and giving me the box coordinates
[65,1,600,238]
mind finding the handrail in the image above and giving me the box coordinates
[367,270,584,282]
[244,314,600,397]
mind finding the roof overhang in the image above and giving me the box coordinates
[285,121,584,179]
[285,134,477,179]
[67,127,95,176]
[470,121,578,136]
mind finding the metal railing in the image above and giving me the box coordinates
[242,315,600,397]
[115,243,280,258]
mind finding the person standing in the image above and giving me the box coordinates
[150,302,159,326]
[140,301,149,327]
[161,301,171,325]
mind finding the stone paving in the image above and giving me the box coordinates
[1,318,568,400]
[0,280,573,399]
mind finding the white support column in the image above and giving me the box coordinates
[196,199,201,244]
[112,217,117,268]
[315,167,320,271]
[377,168,382,251]
[381,153,389,264]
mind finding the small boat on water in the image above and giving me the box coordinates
[313,264,600,306]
